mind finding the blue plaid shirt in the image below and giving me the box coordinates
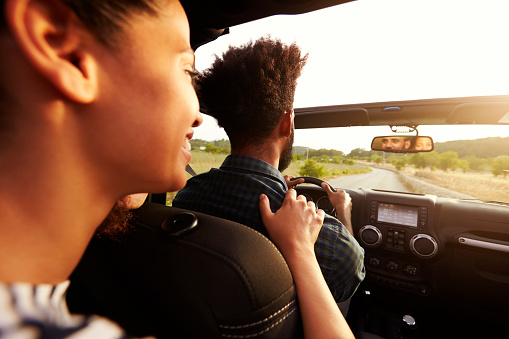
[173,154,365,302]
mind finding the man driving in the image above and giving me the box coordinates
[381,136,412,150]
[173,37,365,304]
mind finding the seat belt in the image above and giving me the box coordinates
[186,164,197,177]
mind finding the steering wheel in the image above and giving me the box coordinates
[291,176,336,192]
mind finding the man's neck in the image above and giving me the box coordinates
[231,142,280,169]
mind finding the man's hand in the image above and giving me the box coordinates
[321,183,354,235]
[284,175,305,189]
[259,189,325,264]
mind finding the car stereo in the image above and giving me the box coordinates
[370,201,427,230]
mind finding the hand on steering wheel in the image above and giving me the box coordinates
[291,176,353,235]
[290,176,337,192]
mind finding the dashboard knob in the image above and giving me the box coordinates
[403,265,418,276]
[385,260,399,272]
[368,257,381,267]
[359,225,382,247]
[410,234,438,258]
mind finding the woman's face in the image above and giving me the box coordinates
[86,0,202,195]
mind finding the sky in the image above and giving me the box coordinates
[192,0,509,154]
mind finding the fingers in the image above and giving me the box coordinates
[321,181,330,191]
[259,194,273,222]
[285,175,305,188]
[296,194,307,202]
[284,188,297,201]
[316,208,326,220]
[321,182,336,194]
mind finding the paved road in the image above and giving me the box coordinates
[328,167,408,192]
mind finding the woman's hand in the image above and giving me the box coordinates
[258,188,355,339]
[258,189,324,263]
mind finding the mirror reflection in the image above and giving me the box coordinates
[371,136,434,152]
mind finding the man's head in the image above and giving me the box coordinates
[381,137,412,150]
[1,0,202,195]
[196,37,307,157]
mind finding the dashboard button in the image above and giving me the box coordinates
[368,257,381,267]
[403,265,419,276]
[385,260,399,272]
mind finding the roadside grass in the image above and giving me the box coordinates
[400,167,509,203]
[283,160,371,179]
[188,150,227,176]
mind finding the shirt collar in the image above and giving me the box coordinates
[220,155,288,189]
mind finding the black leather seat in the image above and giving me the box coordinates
[67,200,303,338]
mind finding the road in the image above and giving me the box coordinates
[328,167,408,192]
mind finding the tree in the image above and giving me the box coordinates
[299,159,326,177]
[205,143,222,153]
[491,156,509,177]
[409,153,426,169]
[423,152,439,170]
[332,156,343,164]
[348,148,374,158]
[464,155,487,172]
[457,159,469,173]
[393,158,407,170]
[293,153,303,161]
[370,154,383,165]
[438,151,459,172]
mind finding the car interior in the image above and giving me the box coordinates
[292,95,509,338]
[67,1,509,338]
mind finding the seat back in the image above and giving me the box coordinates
[67,202,303,338]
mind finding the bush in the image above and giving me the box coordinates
[438,151,459,172]
[299,159,326,177]
[394,158,407,171]
[205,143,230,154]
[370,154,383,164]
[491,156,509,177]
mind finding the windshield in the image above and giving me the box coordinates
[189,0,509,204]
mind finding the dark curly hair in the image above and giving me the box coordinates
[196,37,308,149]
[1,0,159,46]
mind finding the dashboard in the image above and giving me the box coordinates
[295,184,509,335]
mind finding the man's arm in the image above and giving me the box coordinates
[259,189,355,339]
[321,183,353,235]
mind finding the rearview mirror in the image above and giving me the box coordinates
[371,136,434,153]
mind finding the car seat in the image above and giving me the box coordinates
[67,197,303,338]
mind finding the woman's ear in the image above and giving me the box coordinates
[4,0,98,103]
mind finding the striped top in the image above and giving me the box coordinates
[0,281,130,338]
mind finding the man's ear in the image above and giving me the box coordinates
[279,110,294,138]
[4,0,97,103]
